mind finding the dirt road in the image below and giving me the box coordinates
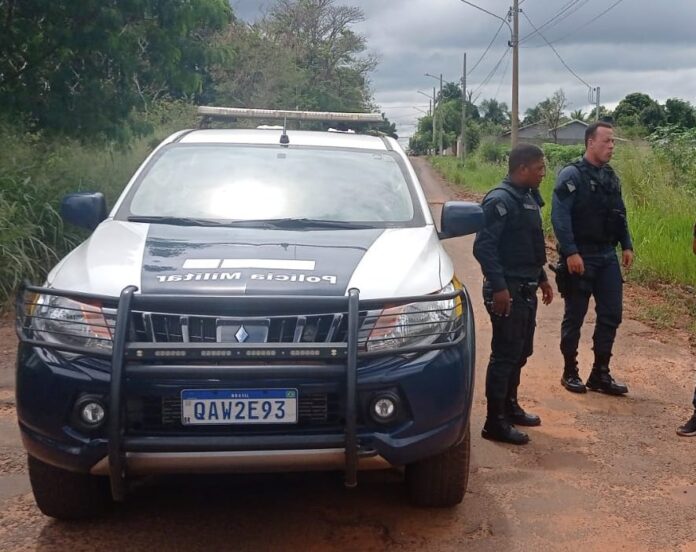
[0,158,694,551]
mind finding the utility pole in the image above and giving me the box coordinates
[432,86,437,155]
[511,0,519,148]
[460,53,467,161]
[426,73,443,154]
[439,73,444,155]
[595,86,601,121]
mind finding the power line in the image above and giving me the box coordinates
[520,0,587,43]
[549,0,626,44]
[472,47,511,103]
[468,20,505,76]
[520,9,592,90]
[493,47,513,102]
[536,0,592,37]
[459,0,513,33]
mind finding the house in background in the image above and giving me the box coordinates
[501,119,589,145]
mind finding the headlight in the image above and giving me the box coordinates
[31,294,115,354]
[365,280,464,353]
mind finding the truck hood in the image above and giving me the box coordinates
[47,221,453,300]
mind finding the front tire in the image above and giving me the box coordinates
[405,423,470,507]
[28,455,112,520]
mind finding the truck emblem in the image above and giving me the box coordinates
[235,326,250,343]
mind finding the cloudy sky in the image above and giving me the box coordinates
[231,0,696,139]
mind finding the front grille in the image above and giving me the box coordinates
[130,312,364,344]
[126,393,343,433]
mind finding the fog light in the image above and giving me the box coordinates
[80,401,105,426]
[370,394,399,423]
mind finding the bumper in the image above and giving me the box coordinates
[17,343,473,475]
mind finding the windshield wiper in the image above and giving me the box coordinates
[127,216,373,229]
[127,216,230,227]
[233,218,373,230]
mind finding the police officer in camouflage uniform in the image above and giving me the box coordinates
[474,144,554,445]
[551,121,634,396]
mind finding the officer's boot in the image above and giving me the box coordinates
[676,411,696,437]
[561,353,586,393]
[506,393,541,427]
[586,353,628,395]
[482,401,530,445]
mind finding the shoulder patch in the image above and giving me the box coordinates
[565,180,576,193]
[495,202,508,217]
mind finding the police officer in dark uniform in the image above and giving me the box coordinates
[474,144,554,445]
[676,220,696,436]
[551,121,634,396]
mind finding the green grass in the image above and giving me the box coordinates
[0,102,196,303]
[429,145,696,288]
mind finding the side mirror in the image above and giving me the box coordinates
[60,192,108,231]
[439,201,484,239]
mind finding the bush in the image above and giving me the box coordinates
[0,101,196,304]
[542,143,584,168]
[648,126,696,190]
[478,137,508,164]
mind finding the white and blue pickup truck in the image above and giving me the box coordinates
[15,108,483,519]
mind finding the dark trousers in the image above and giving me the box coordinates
[484,282,538,408]
[560,250,623,359]
[692,387,696,411]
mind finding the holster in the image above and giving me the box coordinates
[548,262,569,298]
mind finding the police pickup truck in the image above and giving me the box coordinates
[16,107,483,519]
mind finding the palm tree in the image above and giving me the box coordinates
[570,109,586,122]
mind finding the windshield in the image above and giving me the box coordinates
[119,144,419,226]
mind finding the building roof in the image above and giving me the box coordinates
[502,119,588,136]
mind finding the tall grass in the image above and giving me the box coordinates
[0,102,196,303]
[429,143,696,288]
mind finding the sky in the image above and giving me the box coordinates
[230,0,696,139]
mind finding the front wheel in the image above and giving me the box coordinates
[405,423,470,507]
[28,455,112,520]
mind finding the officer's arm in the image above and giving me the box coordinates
[617,193,633,251]
[551,166,579,256]
[473,195,509,292]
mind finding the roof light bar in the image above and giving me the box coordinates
[197,106,383,123]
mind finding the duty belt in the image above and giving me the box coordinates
[576,243,614,254]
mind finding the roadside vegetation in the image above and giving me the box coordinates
[0,0,395,305]
[0,103,196,301]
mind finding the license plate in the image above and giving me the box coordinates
[181,389,297,425]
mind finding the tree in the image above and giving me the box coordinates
[480,98,509,126]
[588,105,611,121]
[465,101,481,121]
[664,98,696,128]
[371,114,398,139]
[569,109,586,122]
[409,114,435,154]
[523,105,543,126]
[613,92,665,132]
[212,0,380,134]
[640,102,666,131]
[260,0,376,113]
[0,0,232,141]
[539,89,568,143]
[439,82,462,102]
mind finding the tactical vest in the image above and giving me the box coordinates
[568,160,623,246]
[486,182,547,274]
